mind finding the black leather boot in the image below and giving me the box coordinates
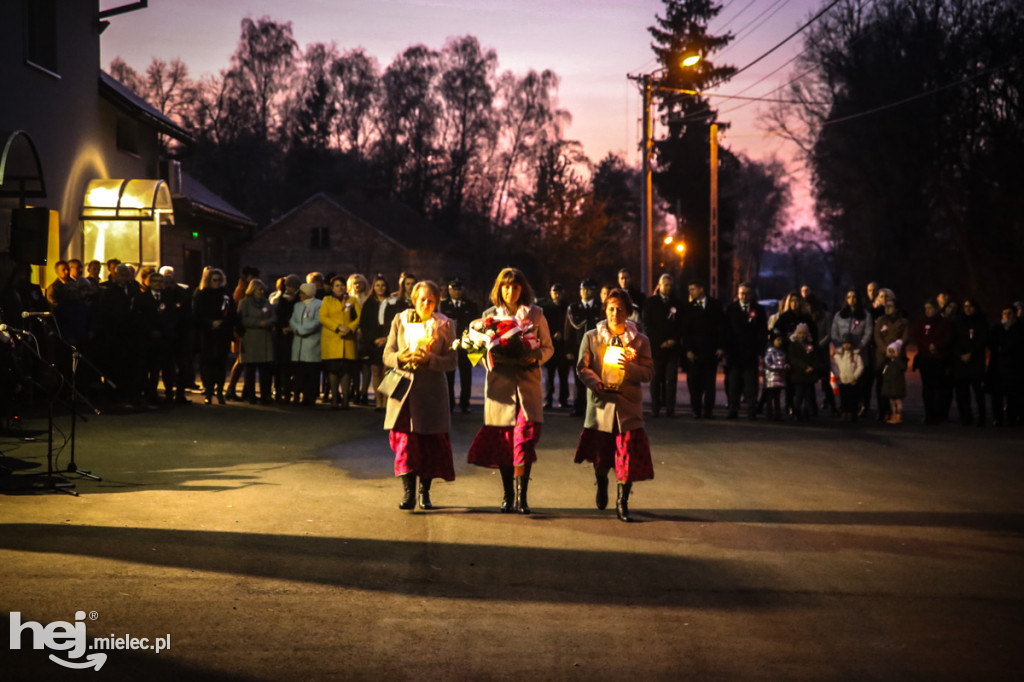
[499,466,515,513]
[595,472,609,510]
[418,478,433,510]
[514,475,531,514]
[616,482,633,522]
[399,473,416,510]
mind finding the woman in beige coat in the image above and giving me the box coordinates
[467,268,554,514]
[575,288,655,521]
[384,281,457,510]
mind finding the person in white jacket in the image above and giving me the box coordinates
[831,333,864,421]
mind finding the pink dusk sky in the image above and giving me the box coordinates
[100,0,824,227]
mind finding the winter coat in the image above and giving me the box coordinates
[576,321,654,434]
[290,297,322,363]
[912,314,953,363]
[873,313,910,367]
[319,294,361,361]
[831,308,873,351]
[881,355,907,399]
[480,304,554,426]
[987,321,1024,395]
[238,296,275,364]
[724,299,767,368]
[788,337,818,384]
[831,348,864,385]
[952,312,988,382]
[359,296,401,363]
[763,345,788,389]
[382,310,457,433]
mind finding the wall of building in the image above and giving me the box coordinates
[0,0,159,263]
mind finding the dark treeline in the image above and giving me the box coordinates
[769,0,1024,313]
[109,10,791,296]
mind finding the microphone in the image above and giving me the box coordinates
[0,324,31,335]
[22,311,52,318]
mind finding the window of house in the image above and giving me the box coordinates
[116,117,140,156]
[310,226,330,249]
[25,0,59,76]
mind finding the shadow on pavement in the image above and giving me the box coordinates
[0,523,785,609]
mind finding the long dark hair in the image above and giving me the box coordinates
[839,288,866,319]
[490,267,535,309]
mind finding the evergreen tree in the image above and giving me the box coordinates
[648,0,737,288]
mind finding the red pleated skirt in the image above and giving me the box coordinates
[389,411,455,481]
[573,427,653,483]
[467,410,541,468]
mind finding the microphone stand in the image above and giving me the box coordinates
[7,329,77,495]
[44,318,106,482]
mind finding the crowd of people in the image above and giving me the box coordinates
[2,258,1021,517]
[1,260,1022,430]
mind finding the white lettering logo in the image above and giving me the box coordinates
[9,611,106,671]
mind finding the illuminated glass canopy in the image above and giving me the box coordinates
[80,178,173,221]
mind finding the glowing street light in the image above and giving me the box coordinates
[628,53,702,294]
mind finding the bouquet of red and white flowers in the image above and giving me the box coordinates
[453,313,541,366]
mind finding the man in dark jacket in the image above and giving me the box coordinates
[724,282,767,419]
[988,305,1024,426]
[681,280,725,418]
[137,270,179,404]
[642,273,682,417]
[617,268,646,315]
[540,283,570,409]
[565,278,603,416]
[159,266,195,403]
[440,277,480,413]
[96,264,142,406]
[912,299,953,424]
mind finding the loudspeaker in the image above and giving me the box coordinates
[10,207,50,265]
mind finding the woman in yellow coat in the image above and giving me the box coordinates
[319,275,361,409]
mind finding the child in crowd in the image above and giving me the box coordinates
[831,332,865,422]
[881,340,908,424]
[763,330,788,421]
[788,323,818,420]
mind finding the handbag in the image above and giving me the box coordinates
[377,368,411,401]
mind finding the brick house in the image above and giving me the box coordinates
[239,192,464,288]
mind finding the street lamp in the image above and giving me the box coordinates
[628,54,701,295]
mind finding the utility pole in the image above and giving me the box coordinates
[640,75,654,295]
[709,122,719,299]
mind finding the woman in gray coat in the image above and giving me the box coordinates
[575,289,655,522]
[239,278,276,404]
[384,281,458,510]
[467,268,554,514]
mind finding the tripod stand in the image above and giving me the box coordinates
[5,326,78,495]
[61,341,103,481]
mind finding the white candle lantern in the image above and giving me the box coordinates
[602,345,626,391]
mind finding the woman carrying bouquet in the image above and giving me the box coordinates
[467,268,554,513]
[384,281,458,510]
[575,288,654,521]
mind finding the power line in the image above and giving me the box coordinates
[715,0,795,59]
[715,0,760,33]
[726,0,844,82]
[717,0,883,118]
